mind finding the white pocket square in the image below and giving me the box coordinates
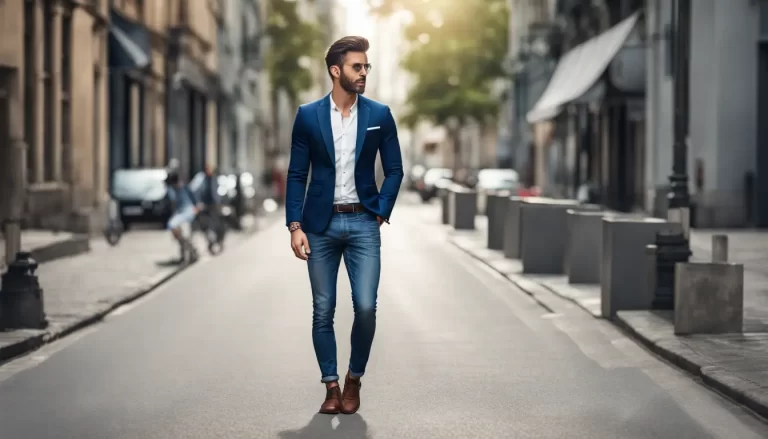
[367,126,381,131]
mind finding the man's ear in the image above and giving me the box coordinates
[330,65,340,79]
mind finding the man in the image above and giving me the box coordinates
[285,36,404,415]
[195,165,225,250]
[165,170,199,263]
[197,164,221,208]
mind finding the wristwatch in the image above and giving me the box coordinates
[288,222,302,233]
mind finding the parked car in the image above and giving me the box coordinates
[417,167,454,202]
[475,168,520,214]
[111,168,172,229]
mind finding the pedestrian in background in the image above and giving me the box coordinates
[165,170,199,263]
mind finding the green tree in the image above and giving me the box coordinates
[371,0,509,170]
[265,0,325,106]
[265,0,326,154]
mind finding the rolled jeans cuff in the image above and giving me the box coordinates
[321,375,340,383]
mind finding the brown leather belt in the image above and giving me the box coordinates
[333,203,366,213]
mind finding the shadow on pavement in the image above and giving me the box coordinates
[155,259,183,267]
[278,413,370,439]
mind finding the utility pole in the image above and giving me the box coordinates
[652,0,692,310]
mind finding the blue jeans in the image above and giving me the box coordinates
[167,208,197,230]
[306,211,381,383]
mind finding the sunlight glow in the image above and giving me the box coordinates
[427,10,443,28]
[340,0,374,36]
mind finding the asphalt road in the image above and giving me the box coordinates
[1,199,767,438]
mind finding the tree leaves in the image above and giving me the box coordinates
[265,0,325,106]
[370,0,509,130]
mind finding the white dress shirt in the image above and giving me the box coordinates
[330,94,359,204]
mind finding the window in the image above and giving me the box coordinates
[43,1,55,181]
[62,7,73,183]
[24,0,36,183]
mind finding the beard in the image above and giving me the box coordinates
[340,72,366,94]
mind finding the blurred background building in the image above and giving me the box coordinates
[4,0,768,239]
[505,0,765,228]
[217,0,266,178]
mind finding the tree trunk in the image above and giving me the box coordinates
[449,126,463,184]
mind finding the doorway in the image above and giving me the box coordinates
[756,42,768,227]
[0,69,12,224]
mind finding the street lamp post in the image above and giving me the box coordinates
[668,0,691,231]
[652,0,692,310]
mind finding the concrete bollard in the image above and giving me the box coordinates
[565,210,615,283]
[601,217,682,318]
[674,262,743,335]
[674,233,743,335]
[486,191,511,250]
[645,244,657,304]
[519,198,600,274]
[450,186,477,230]
[502,196,549,259]
[712,234,728,262]
[440,189,450,225]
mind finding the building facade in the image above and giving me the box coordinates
[506,0,560,187]
[522,0,646,209]
[646,0,765,227]
[0,0,110,235]
[108,0,168,179]
[166,0,219,181]
[217,0,266,178]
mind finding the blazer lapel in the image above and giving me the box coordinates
[355,99,370,163]
[317,97,335,164]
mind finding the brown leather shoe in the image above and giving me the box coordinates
[341,374,362,414]
[319,384,342,414]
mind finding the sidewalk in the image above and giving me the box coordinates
[442,211,768,420]
[1,230,90,270]
[0,211,281,364]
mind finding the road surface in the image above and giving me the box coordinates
[0,200,766,438]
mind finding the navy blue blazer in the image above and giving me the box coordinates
[285,94,404,234]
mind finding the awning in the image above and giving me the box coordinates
[108,10,150,69]
[526,12,639,123]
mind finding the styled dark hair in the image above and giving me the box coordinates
[325,36,370,78]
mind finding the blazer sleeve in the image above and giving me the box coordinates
[377,107,404,221]
[285,107,311,226]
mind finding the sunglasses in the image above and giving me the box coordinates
[346,63,372,73]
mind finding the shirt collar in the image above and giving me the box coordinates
[330,93,358,113]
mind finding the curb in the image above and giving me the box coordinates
[614,314,768,421]
[1,235,91,271]
[448,234,768,422]
[448,236,603,317]
[30,235,91,265]
[612,314,703,376]
[0,266,185,366]
[41,267,185,345]
[0,212,283,366]
[447,237,555,313]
